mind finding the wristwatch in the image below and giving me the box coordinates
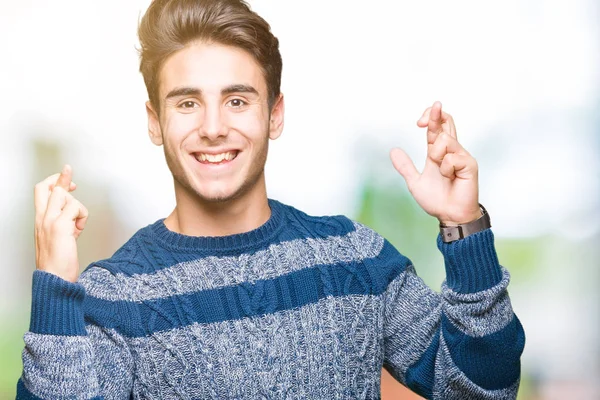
[439,204,491,243]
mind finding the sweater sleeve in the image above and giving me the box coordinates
[381,228,525,400]
[17,270,134,400]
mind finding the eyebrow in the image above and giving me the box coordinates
[165,84,259,100]
[165,87,201,100]
[221,84,258,96]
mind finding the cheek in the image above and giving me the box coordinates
[164,114,199,145]
[227,110,268,138]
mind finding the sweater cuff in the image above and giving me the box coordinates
[437,228,503,294]
[29,270,87,336]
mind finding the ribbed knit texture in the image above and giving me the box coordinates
[437,229,503,293]
[29,271,86,336]
[18,199,524,400]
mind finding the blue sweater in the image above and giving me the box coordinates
[18,199,524,399]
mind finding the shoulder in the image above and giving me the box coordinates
[278,201,412,293]
[276,200,407,261]
[277,200,376,243]
[276,200,356,237]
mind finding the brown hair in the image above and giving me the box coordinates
[138,0,282,113]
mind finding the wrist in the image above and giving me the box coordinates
[440,204,491,243]
[37,268,79,283]
[439,209,483,226]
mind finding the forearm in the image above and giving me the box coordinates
[383,229,525,399]
[18,271,132,400]
[435,229,524,398]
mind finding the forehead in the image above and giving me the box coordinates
[159,42,267,97]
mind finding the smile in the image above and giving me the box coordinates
[193,151,239,164]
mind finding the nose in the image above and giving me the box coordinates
[199,102,227,140]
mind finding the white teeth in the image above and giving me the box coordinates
[196,151,236,163]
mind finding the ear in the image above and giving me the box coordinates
[268,93,285,140]
[146,101,163,146]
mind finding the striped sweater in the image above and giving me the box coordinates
[18,199,525,399]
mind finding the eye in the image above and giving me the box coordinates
[179,101,198,109]
[227,98,247,108]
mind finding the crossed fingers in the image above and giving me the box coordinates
[418,102,476,180]
[34,165,88,236]
[418,101,457,143]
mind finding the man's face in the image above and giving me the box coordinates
[147,42,283,204]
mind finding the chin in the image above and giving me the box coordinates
[192,186,237,203]
[191,181,248,205]
[196,191,239,204]
[173,165,264,207]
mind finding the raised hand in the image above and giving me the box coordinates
[34,165,89,282]
[390,101,481,226]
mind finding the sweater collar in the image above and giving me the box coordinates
[148,199,285,252]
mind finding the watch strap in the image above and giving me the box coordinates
[440,204,491,243]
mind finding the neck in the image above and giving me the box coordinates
[164,176,271,237]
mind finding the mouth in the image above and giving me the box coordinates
[192,150,240,165]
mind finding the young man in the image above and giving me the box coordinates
[19,0,525,399]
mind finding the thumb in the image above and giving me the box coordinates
[390,148,419,188]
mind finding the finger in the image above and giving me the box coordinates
[75,203,89,231]
[428,133,466,165]
[420,108,457,142]
[35,173,64,227]
[390,148,420,189]
[417,107,433,127]
[34,171,77,224]
[427,112,457,142]
[443,113,457,139]
[440,153,478,180]
[44,186,71,221]
[55,164,73,190]
[76,215,88,232]
[416,103,444,126]
[427,101,444,134]
[34,173,61,221]
[439,153,458,179]
[58,198,89,231]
